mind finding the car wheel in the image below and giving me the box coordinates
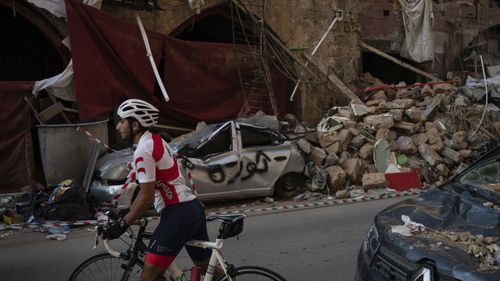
[274,173,303,199]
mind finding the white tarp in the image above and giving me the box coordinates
[188,0,205,14]
[29,0,103,101]
[27,0,102,18]
[398,0,434,63]
[33,60,76,101]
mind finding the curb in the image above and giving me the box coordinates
[206,189,427,216]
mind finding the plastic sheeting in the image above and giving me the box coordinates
[398,0,434,63]
[0,82,35,193]
[27,0,102,18]
[32,60,76,101]
[66,0,291,129]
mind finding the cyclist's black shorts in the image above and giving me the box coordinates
[145,198,211,267]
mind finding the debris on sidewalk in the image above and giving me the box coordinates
[283,73,500,200]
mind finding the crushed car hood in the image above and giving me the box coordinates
[375,188,500,280]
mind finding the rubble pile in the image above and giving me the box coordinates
[294,74,500,198]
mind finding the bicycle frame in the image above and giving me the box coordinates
[185,239,234,281]
[103,223,235,281]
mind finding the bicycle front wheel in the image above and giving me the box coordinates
[68,253,143,281]
[217,265,286,281]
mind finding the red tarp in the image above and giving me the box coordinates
[0,81,35,193]
[67,0,291,129]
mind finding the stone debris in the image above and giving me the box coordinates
[362,173,386,190]
[284,74,500,199]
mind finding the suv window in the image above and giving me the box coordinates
[240,125,282,148]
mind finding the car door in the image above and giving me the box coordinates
[185,122,241,200]
[237,123,291,196]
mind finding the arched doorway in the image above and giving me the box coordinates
[0,1,68,81]
[171,5,293,118]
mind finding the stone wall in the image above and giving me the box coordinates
[102,0,361,125]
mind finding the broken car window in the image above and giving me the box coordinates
[460,159,500,194]
[240,125,282,148]
[195,124,232,158]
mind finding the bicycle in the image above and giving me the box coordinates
[68,213,286,281]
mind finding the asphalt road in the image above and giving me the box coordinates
[0,197,406,281]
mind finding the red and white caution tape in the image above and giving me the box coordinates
[206,189,427,216]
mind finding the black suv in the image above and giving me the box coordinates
[355,146,500,281]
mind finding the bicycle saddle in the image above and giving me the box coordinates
[207,214,247,223]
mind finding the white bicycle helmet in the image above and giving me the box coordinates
[117,98,159,128]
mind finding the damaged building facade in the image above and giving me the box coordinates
[1,0,500,193]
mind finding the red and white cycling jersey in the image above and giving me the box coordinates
[132,131,196,213]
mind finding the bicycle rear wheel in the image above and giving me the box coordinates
[68,253,143,281]
[217,265,286,281]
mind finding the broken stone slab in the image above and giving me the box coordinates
[341,158,362,182]
[443,139,468,151]
[426,127,444,152]
[349,127,361,136]
[324,129,353,150]
[405,107,422,123]
[392,98,415,108]
[375,128,397,141]
[309,147,327,167]
[296,138,313,154]
[393,122,418,135]
[434,120,448,135]
[441,147,463,163]
[459,149,472,159]
[412,133,428,146]
[390,109,404,122]
[351,103,372,117]
[436,164,450,177]
[366,99,383,107]
[325,142,341,155]
[350,134,367,149]
[418,143,443,166]
[359,143,374,160]
[324,153,340,167]
[362,173,386,190]
[318,134,336,148]
[452,131,467,143]
[420,95,444,120]
[363,113,394,129]
[326,165,347,192]
[396,136,418,154]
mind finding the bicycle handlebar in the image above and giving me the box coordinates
[103,240,121,258]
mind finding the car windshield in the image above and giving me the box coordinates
[169,123,225,154]
[460,158,500,195]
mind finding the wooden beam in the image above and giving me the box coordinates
[302,53,365,105]
[359,41,442,82]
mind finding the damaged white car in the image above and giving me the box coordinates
[91,121,305,203]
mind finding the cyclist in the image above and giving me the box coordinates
[103,98,220,280]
